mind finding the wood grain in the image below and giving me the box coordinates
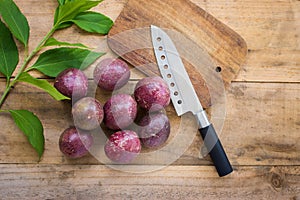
[107,0,248,108]
[0,0,299,199]
[0,164,299,200]
[0,80,298,166]
[1,0,298,82]
[192,0,300,49]
[192,0,300,83]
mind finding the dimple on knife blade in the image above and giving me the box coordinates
[151,25,233,177]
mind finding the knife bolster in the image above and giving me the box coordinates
[195,110,211,128]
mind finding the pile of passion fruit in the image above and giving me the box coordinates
[54,58,171,164]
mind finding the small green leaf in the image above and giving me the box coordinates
[72,11,113,34]
[0,0,30,46]
[55,21,73,30]
[54,6,73,29]
[44,38,88,49]
[54,0,103,26]
[29,47,104,77]
[0,20,19,79]
[57,0,65,5]
[18,72,70,101]
[9,110,44,159]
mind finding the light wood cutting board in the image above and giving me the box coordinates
[107,0,248,109]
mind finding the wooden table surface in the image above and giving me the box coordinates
[0,0,299,199]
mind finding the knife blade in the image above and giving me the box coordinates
[151,25,233,177]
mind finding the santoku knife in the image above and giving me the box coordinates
[151,25,233,177]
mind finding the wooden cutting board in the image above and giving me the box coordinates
[107,0,248,109]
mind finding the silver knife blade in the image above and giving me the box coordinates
[151,25,203,116]
[151,25,211,128]
[150,25,233,177]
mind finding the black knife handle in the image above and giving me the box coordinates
[199,124,233,177]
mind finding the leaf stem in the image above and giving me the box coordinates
[24,45,29,58]
[0,26,57,108]
[6,76,11,89]
[0,85,10,107]
[13,26,57,83]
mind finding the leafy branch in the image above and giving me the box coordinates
[0,0,113,159]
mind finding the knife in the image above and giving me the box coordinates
[151,25,233,177]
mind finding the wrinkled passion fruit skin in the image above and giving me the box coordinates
[59,127,93,158]
[134,77,170,112]
[103,94,137,130]
[138,113,170,148]
[104,130,141,163]
[93,58,130,91]
[72,97,104,130]
[54,68,88,100]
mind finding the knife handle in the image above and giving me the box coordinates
[199,124,233,177]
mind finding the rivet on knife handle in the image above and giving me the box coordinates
[151,25,233,177]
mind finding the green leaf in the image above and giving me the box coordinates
[54,0,103,26]
[72,11,113,34]
[0,0,30,46]
[58,0,76,4]
[55,21,73,30]
[9,110,44,159]
[18,72,70,101]
[29,47,104,77]
[57,0,65,5]
[44,38,88,49]
[54,6,73,29]
[0,20,19,79]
